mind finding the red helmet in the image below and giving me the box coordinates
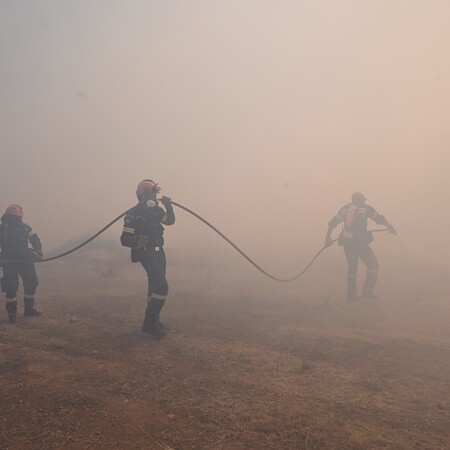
[136,179,161,197]
[4,204,24,217]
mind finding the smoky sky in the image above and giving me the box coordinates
[1,0,449,269]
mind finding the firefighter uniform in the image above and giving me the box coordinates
[121,180,175,337]
[0,205,43,323]
[325,192,396,301]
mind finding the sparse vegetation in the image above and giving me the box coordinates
[1,249,450,449]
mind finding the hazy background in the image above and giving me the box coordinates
[1,0,449,277]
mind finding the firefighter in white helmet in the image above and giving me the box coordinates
[325,192,396,302]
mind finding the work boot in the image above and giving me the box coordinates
[5,300,17,324]
[142,321,166,338]
[347,275,358,303]
[155,299,167,331]
[363,269,378,296]
[24,298,41,317]
[142,298,166,338]
[347,293,360,303]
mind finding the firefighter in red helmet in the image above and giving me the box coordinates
[120,180,175,337]
[0,204,43,323]
[324,192,396,302]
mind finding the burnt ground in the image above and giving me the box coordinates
[0,244,450,449]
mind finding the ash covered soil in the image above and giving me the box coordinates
[1,243,450,449]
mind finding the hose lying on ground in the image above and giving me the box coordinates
[0,201,390,282]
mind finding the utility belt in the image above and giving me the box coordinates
[338,230,373,246]
[146,246,162,253]
[0,251,37,262]
[131,245,163,263]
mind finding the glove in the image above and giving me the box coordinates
[30,250,43,260]
[387,225,397,235]
[134,235,149,248]
[325,237,334,248]
[160,196,172,207]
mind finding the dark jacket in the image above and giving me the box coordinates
[0,215,42,260]
[120,202,175,262]
[328,203,388,245]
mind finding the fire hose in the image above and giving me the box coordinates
[0,201,390,282]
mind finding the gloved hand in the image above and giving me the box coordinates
[325,237,334,247]
[134,235,150,248]
[160,196,172,207]
[387,225,397,235]
[30,250,43,260]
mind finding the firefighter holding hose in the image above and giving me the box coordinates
[325,192,397,302]
[0,204,43,323]
[120,180,175,337]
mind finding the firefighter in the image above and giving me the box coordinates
[324,192,396,302]
[0,204,43,323]
[121,180,175,337]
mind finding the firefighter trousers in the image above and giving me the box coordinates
[343,241,378,297]
[1,262,39,299]
[140,248,168,300]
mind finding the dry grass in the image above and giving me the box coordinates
[1,246,450,449]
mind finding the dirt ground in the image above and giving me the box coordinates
[1,242,450,449]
